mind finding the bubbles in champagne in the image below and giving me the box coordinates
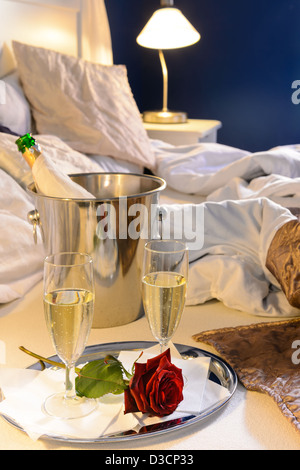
[142,272,187,345]
[44,289,94,365]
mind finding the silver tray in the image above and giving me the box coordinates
[2,341,237,444]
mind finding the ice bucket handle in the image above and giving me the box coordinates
[27,209,40,244]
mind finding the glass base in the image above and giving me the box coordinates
[42,392,97,419]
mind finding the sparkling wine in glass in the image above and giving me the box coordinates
[142,240,188,353]
[43,252,96,419]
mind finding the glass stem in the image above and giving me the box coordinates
[64,365,76,400]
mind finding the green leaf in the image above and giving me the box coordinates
[75,355,129,399]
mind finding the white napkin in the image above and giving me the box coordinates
[0,367,137,441]
[0,345,230,441]
[32,153,95,199]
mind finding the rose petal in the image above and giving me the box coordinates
[128,362,150,413]
[147,358,184,417]
[124,388,138,414]
[145,349,171,372]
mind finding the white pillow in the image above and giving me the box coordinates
[12,41,156,170]
[0,72,32,135]
[89,154,143,174]
[0,43,17,79]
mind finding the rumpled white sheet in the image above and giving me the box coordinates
[160,198,298,317]
[0,134,299,316]
[153,140,300,200]
[208,174,300,202]
[0,168,44,303]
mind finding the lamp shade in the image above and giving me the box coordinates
[136,7,200,50]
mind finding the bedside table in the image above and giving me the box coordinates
[143,119,222,145]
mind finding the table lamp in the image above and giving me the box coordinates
[137,0,200,124]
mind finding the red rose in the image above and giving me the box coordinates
[124,349,184,417]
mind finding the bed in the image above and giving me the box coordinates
[1,0,300,450]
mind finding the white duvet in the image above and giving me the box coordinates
[0,132,299,317]
[153,139,300,201]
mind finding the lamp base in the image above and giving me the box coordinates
[142,110,188,124]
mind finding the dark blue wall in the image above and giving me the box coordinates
[106,0,300,152]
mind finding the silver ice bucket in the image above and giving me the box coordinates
[27,173,166,328]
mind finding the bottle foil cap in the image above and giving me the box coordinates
[15,133,36,153]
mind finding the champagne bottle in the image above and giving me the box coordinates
[15,133,94,198]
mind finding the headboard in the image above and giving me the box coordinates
[0,0,113,77]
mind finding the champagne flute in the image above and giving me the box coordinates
[43,252,96,419]
[142,240,188,353]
